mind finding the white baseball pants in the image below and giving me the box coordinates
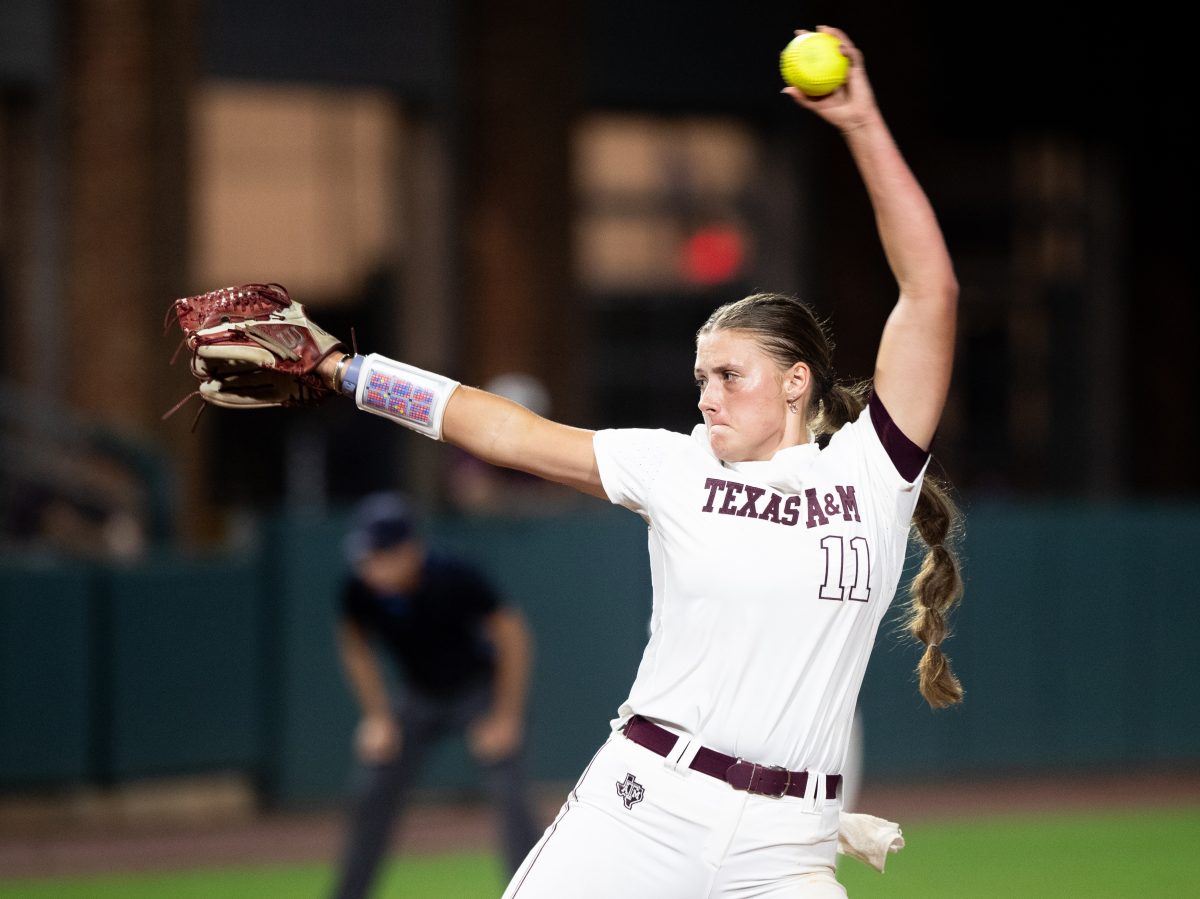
[502,731,845,898]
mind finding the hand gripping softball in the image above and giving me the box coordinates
[166,283,346,412]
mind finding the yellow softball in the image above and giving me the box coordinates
[780,32,849,97]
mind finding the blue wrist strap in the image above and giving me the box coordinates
[339,355,365,398]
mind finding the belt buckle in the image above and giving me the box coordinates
[731,758,791,798]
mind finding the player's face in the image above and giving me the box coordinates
[358,540,424,594]
[695,329,798,463]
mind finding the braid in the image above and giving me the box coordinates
[814,377,966,709]
[905,474,965,708]
[811,376,966,708]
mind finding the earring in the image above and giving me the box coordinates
[787,397,798,414]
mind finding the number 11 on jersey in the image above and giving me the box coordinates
[819,535,872,602]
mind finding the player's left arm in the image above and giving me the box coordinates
[311,353,606,500]
[470,606,534,762]
[786,27,958,450]
[442,385,606,499]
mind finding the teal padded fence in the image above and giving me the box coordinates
[858,501,1200,778]
[103,554,265,780]
[1,500,1197,806]
[0,561,94,786]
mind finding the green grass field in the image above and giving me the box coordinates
[4,807,1197,898]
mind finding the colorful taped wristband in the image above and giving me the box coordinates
[351,353,460,440]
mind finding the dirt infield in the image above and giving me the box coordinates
[3,768,1199,880]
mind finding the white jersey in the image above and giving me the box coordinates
[592,395,928,775]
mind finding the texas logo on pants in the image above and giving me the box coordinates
[616,773,645,809]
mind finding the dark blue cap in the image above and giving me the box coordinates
[343,492,416,563]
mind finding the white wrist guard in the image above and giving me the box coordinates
[354,353,460,440]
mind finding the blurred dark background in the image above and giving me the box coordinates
[2,0,1195,553]
[1,0,1197,814]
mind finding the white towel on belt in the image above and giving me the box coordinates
[837,810,905,873]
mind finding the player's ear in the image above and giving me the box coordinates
[784,361,812,399]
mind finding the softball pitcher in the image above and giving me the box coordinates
[171,23,961,898]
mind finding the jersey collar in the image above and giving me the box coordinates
[690,423,821,493]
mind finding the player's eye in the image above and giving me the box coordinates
[694,377,707,389]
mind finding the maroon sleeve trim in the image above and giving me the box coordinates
[868,392,930,482]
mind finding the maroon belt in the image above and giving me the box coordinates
[622,715,840,800]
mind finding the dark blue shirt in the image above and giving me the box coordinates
[340,551,501,697]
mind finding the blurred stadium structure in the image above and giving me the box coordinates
[1,0,1196,837]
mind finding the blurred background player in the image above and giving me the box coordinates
[329,491,541,899]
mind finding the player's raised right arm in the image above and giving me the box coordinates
[784,26,958,452]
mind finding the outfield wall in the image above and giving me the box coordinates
[2,500,1196,808]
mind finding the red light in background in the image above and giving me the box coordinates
[681,225,745,286]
